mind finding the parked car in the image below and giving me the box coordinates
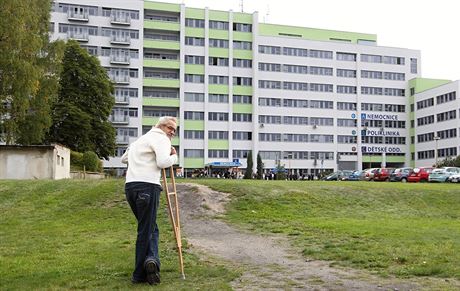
[428,167,460,182]
[407,167,434,182]
[390,167,413,182]
[373,168,395,181]
[347,170,364,181]
[448,173,460,183]
[322,170,354,181]
[362,168,379,181]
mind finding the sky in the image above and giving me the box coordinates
[168,0,459,81]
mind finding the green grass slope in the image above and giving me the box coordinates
[190,179,460,279]
[0,179,236,290]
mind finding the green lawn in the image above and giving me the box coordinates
[188,179,460,279]
[0,179,237,290]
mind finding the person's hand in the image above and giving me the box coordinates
[170,147,177,155]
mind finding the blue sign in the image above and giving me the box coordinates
[351,113,356,119]
[207,162,242,167]
[351,130,357,135]
[233,158,239,163]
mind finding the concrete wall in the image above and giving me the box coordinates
[0,145,70,180]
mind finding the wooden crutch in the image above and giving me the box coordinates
[161,167,185,279]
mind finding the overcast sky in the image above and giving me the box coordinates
[168,0,459,81]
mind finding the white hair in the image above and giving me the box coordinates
[155,116,177,127]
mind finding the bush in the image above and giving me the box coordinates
[70,150,102,172]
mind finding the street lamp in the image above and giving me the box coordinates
[434,135,440,167]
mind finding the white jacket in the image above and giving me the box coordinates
[121,127,177,185]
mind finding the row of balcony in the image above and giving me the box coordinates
[67,10,131,25]
[67,31,131,44]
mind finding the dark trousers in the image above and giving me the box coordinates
[125,182,162,281]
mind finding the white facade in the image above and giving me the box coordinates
[413,81,460,167]
[49,1,459,175]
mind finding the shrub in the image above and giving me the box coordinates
[82,151,102,172]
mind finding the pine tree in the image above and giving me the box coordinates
[243,151,253,179]
[256,152,264,179]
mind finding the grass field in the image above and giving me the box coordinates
[0,179,237,290]
[189,179,460,279]
[1,179,459,290]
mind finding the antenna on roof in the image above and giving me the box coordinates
[240,0,244,12]
[264,5,270,23]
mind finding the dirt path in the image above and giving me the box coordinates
[176,183,454,290]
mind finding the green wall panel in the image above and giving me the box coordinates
[171,136,179,146]
[386,156,406,163]
[185,64,205,74]
[209,10,229,21]
[208,85,229,94]
[362,155,383,163]
[208,48,228,57]
[185,27,205,37]
[209,29,229,39]
[408,77,451,94]
[142,116,159,127]
[185,7,205,19]
[233,86,252,95]
[233,12,252,23]
[144,20,180,31]
[143,97,180,107]
[144,1,180,12]
[184,120,204,130]
[184,158,204,168]
[143,59,180,69]
[208,140,229,149]
[233,49,253,59]
[144,39,180,50]
[233,31,252,41]
[143,78,180,88]
[259,23,376,44]
[233,104,252,114]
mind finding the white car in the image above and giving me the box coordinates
[448,173,460,183]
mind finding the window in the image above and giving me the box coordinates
[336,52,356,61]
[417,98,434,110]
[309,66,333,76]
[337,102,357,111]
[310,134,334,143]
[283,116,308,125]
[233,23,252,32]
[209,75,229,85]
[384,72,405,81]
[184,111,204,120]
[310,100,333,109]
[259,133,282,142]
[338,135,357,143]
[310,117,333,126]
[185,55,204,64]
[209,20,228,30]
[283,47,308,57]
[283,64,308,74]
[259,97,281,107]
[283,82,308,91]
[436,110,456,122]
[259,151,282,160]
[209,39,229,48]
[258,45,281,55]
[309,83,333,92]
[185,37,204,46]
[417,115,435,126]
[184,74,204,83]
[259,63,281,72]
[383,56,405,65]
[233,95,252,104]
[233,59,252,68]
[337,119,357,127]
[283,99,308,108]
[208,131,228,139]
[337,69,356,78]
[233,113,252,122]
[184,149,204,158]
[185,18,204,28]
[208,94,228,103]
[259,80,281,89]
[360,54,382,63]
[436,91,456,104]
[184,92,204,102]
[233,150,250,158]
[283,134,308,142]
[209,57,229,66]
[410,58,418,74]
[233,131,252,140]
[208,150,229,158]
[309,49,333,59]
[184,130,204,139]
[208,112,229,121]
[233,41,252,50]
[233,77,252,86]
[337,85,356,94]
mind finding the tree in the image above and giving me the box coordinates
[256,152,264,179]
[0,0,60,144]
[47,40,115,159]
[243,151,253,179]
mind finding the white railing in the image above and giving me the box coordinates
[110,55,130,64]
[67,10,89,21]
[110,115,129,124]
[110,11,131,25]
[114,95,129,104]
[110,34,131,45]
[67,30,89,41]
[110,75,130,84]
[116,135,130,144]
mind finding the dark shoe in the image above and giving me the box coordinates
[144,259,160,285]
[131,277,147,284]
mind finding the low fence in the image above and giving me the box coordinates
[70,171,106,180]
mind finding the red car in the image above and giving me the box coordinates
[373,168,395,181]
[407,167,434,182]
